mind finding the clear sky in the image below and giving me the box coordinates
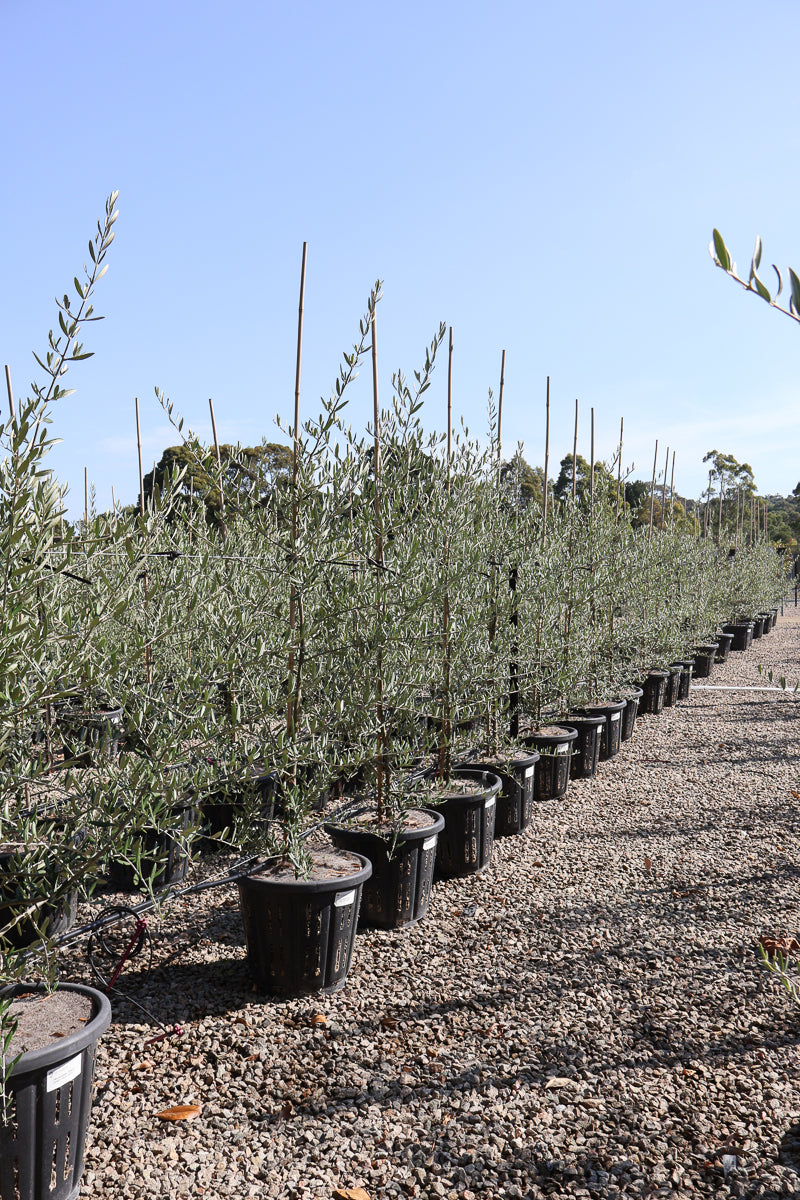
[3,0,800,517]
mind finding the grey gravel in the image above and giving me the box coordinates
[56,600,800,1199]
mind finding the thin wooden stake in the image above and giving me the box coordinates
[717,476,724,545]
[589,407,595,511]
[542,377,550,548]
[287,242,308,744]
[439,327,454,780]
[371,302,386,817]
[572,399,579,501]
[84,468,89,531]
[648,440,658,541]
[669,451,676,530]
[4,365,15,422]
[208,397,226,538]
[615,417,623,522]
[496,349,505,486]
[135,397,152,685]
[660,446,669,531]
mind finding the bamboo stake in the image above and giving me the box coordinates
[541,377,550,548]
[717,477,724,545]
[208,398,226,538]
[439,327,454,780]
[669,451,676,531]
[648,440,658,542]
[615,417,623,522]
[371,302,386,818]
[660,445,669,531]
[135,397,152,685]
[496,349,505,487]
[704,470,713,539]
[572,398,579,501]
[590,407,595,511]
[4,365,15,423]
[287,242,307,745]
[84,468,89,531]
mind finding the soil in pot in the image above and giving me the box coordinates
[413,768,501,879]
[237,848,371,995]
[325,807,444,929]
[562,713,606,780]
[620,686,643,741]
[520,726,578,801]
[467,747,540,836]
[0,982,112,1200]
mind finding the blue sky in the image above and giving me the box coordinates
[3,0,800,517]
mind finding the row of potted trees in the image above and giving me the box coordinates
[0,205,789,1199]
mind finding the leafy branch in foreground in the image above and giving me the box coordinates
[710,230,800,326]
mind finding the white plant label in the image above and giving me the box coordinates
[524,766,535,779]
[422,836,437,851]
[610,712,621,722]
[334,890,356,908]
[484,796,496,812]
[556,743,569,754]
[47,1053,82,1092]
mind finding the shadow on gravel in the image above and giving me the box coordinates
[778,1121,800,1175]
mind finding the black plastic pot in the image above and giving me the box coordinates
[692,643,718,680]
[521,726,578,800]
[620,686,643,741]
[468,750,540,836]
[0,846,77,951]
[200,767,277,852]
[639,670,670,715]
[237,848,371,994]
[0,818,84,950]
[758,611,773,634]
[0,982,111,1200]
[107,802,197,890]
[57,705,123,767]
[723,621,754,651]
[423,767,501,878]
[714,631,734,662]
[563,714,606,780]
[325,807,444,928]
[662,665,682,708]
[580,700,627,761]
[671,661,694,701]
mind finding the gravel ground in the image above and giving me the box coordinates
[55,601,800,1199]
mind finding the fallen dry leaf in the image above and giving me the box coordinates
[333,1189,372,1200]
[154,1104,202,1122]
[310,1013,327,1026]
[644,857,652,872]
[544,1076,575,1090]
[759,935,800,955]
